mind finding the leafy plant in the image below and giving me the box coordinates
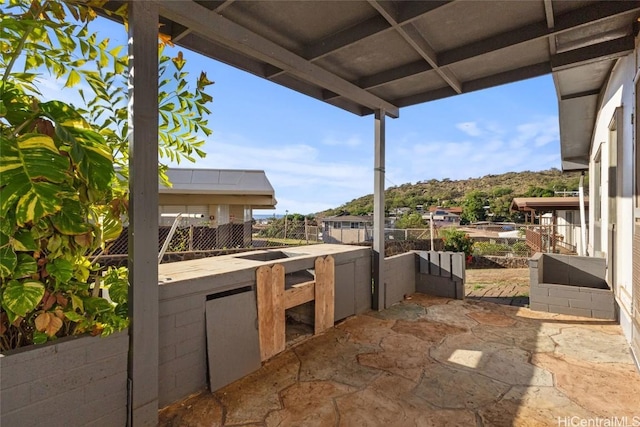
[0,1,213,351]
[439,227,474,264]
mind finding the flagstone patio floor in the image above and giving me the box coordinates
[159,294,640,426]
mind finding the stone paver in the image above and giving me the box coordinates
[159,294,640,426]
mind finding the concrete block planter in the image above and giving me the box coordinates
[529,253,615,320]
[0,330,129,427]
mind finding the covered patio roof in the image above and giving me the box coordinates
[104,0,640,168]
[511,196,590,213]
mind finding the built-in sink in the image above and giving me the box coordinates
[234,250,303,262]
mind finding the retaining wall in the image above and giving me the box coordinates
[384,251,466,308]
[529,253,615,319]
[0,331,129,427]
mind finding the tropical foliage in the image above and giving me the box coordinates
[0,1,213,351]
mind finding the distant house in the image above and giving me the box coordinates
[321,215,372,244]
[159,168,277,247]
[510,197,589,254]
[422,207,461,226]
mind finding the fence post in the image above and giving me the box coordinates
[189,225,193,251]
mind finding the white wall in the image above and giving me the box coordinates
[589,44,638,342]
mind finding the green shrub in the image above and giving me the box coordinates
[440,228,474,261]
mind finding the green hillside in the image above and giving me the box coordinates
[320,168,587,223]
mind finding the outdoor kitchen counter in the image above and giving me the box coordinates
[155,244,373,406]
[158,244,368,284]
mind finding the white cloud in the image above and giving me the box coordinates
[321,134,362,148]
[388,115,560,185]
[456,121,483,137]
[175,131,373,214]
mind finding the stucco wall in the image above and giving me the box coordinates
[589,47,637,342]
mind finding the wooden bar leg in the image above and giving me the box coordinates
[271,264,286,356]
[315,256,335,334]
[256,265,274,361]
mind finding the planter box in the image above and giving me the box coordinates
[529,253,615,320]
[1,330,129,427]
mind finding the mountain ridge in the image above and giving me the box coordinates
[320,168,587,220]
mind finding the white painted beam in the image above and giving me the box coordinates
[373,109,386,310]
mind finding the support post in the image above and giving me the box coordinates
[372,110,386,310]
[127,2,159,425]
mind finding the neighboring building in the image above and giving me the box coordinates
[422,207,461,226]
[159,168,276,247]
[510,197,589,254]
[321,215,372,244]
[556,33,639,362]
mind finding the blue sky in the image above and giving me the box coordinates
[42,14,561,216]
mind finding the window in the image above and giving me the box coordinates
[333,222,341,229]
[608,107,622,223]
[350,222,359,229]
[594,144,602,253]
[636,78,640,216]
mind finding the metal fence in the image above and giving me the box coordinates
[104,221,321,256]
[102,220,583,259]
[253,222,321,247]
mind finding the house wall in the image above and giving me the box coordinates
[589,44,638,345]
[324,228,370,244]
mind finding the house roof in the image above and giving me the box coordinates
[428,206,462,214]
[101,1,640,171]
[510,196,589,212]
[160,168,275,195]
[322,215,373,223]
[159,168,277,208]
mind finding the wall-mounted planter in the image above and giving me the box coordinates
[529,253,615,320]
[0,330,129,426]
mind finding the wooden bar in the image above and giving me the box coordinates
[314,256,335,334]
[271,264,286,356]
[257,265,286,361]
[284,281,315,309]
[256,265,274,361]
[257,256,336,360]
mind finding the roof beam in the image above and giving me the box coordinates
[560,89,601,101]
[341,0,638,98]
[551,35,635,71]
[303,1,453,62]
[368,0,462,93]
[392,62,551,108]
[396,1,454,24]
[304,15,391,61]
[156,0,399,117]
[360,60,433,90]
[323,60,433,101]
[543,0,557,55]
[439,1,640,66]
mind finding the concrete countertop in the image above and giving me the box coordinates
[158,244,368,285]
